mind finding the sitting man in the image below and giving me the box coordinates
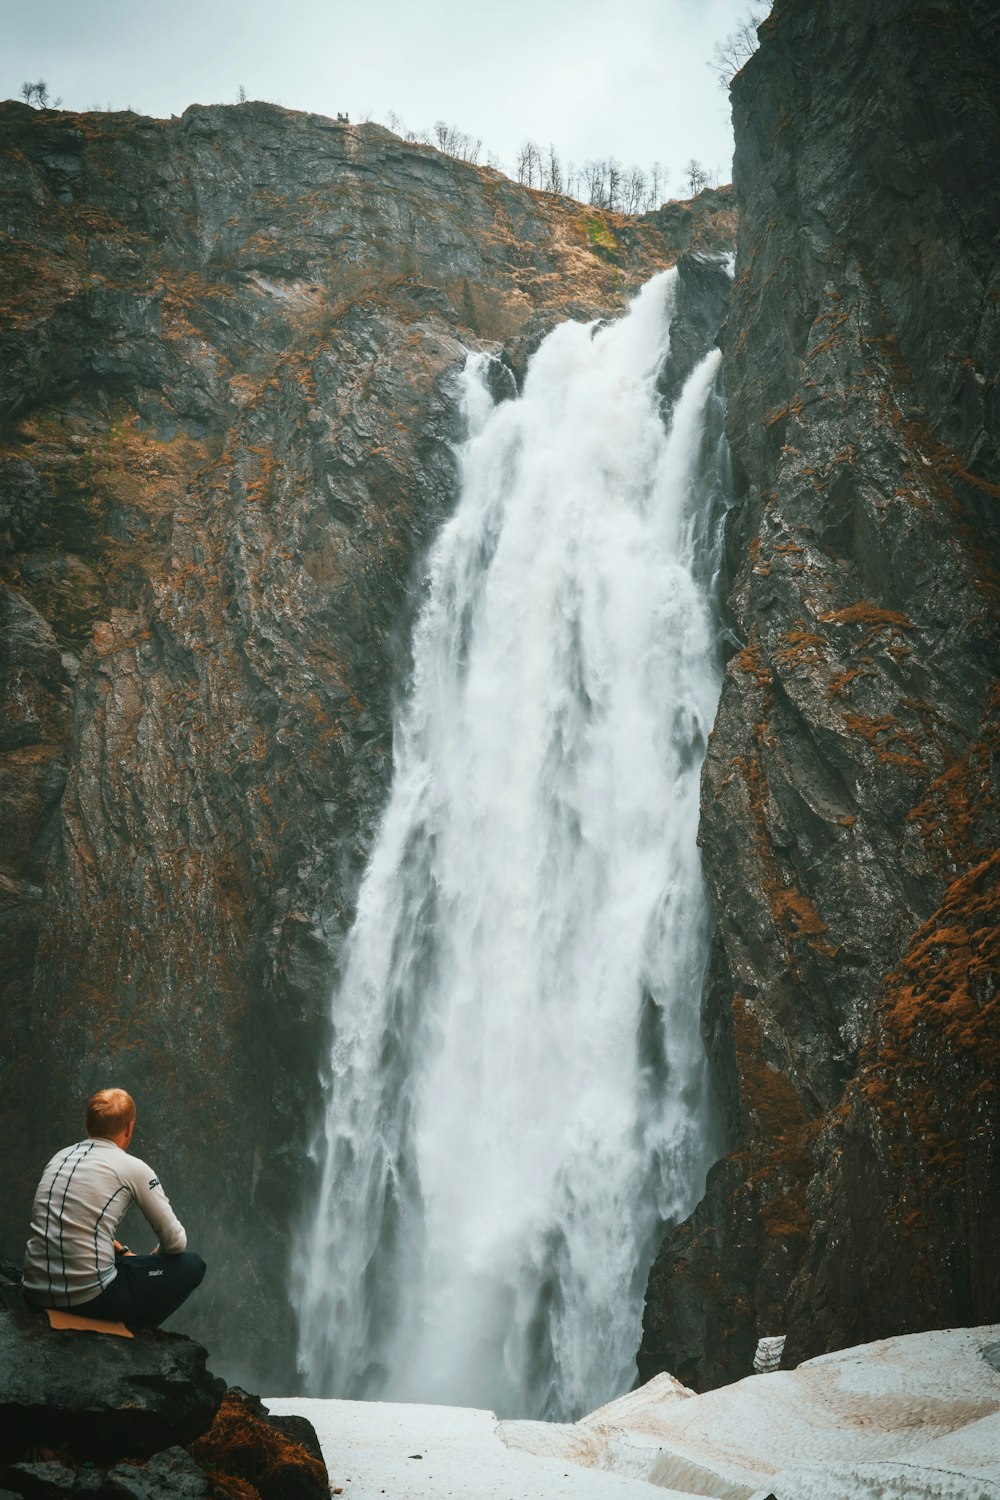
[23,1087,205,1328]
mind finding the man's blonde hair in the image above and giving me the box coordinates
[86,1088,136,1139]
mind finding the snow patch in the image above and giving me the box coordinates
[262,1396,686,1499]
[267,1325,1000,1499]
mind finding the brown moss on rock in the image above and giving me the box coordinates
[189,1390,328,1500]
[818,602,914,650]
[907,683,999,870]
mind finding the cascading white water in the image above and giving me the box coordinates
[294,268,728,1421]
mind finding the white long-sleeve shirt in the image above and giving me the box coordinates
[22,1136,187,1307]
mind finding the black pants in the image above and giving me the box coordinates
[81,1250,206,1329]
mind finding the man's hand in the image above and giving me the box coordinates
[113,1239,135,1256]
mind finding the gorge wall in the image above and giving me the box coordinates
[0,98,732,1387]
[640,0,999,1389]
[3,0,997,1402]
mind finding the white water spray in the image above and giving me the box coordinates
[295,269,728,1420]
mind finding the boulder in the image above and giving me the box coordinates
[0,1285,224,1464]
[104,1449,210,1500]
[4,1466,78,1500]
[6,1449,210,1500]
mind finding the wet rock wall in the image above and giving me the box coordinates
[640,0,999,1389]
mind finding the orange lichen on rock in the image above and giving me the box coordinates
[841,711,926,773]
[826,665,872,702]
[819,601,914,649]
[731,656,832,966]
[749,534,773,577]
[881,852,999,1051]
[190,1392,328,1500]
[732,994,808,1144]
[853,851,999,1208]
[806,310,849,361]
[243,446,279,507]
[907,683,999,869]
[0,235,82,327]
[731,631,773,689]
[730,995,818,1243]
[775,626,825,668]
[769,884,829,937]
[764,394,804,428]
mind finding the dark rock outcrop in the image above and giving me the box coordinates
[0,1275,326,1500]
[102,1449,209,1500]
[0,99,734,1387]
[0,1285,224,1462]
[640,0,999,1390]
[642,185,738,264]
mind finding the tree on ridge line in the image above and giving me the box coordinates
[21,80,62,109]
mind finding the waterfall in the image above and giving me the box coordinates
[294,268,729,1421]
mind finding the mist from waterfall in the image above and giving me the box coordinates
[294,268,730,1421]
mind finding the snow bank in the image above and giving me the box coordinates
[262,1395,688,1499]
[502,1326,1000,1496]
[267,1325,1000,1499]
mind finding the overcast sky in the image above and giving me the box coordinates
[2,0,759,196]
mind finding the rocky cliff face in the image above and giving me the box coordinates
[640,0,999,1389]
[0,98,733,1386]
[8,4,994,1397]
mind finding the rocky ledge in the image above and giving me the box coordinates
[0,1275,328,1500]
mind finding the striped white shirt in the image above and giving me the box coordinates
[23,1136,187,1308]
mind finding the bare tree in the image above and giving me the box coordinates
[423,119,479,162]
[606,158,623,212]
[21,79,60,109]
[708,9,765,89]
[518,140,542,188]
[620,165,648,214]
[237,84,247,103]
[379,111,668,213]
[545,143,563,195]
[582,159,604,207]
[531,141,545,188]
[684,158,710,196]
